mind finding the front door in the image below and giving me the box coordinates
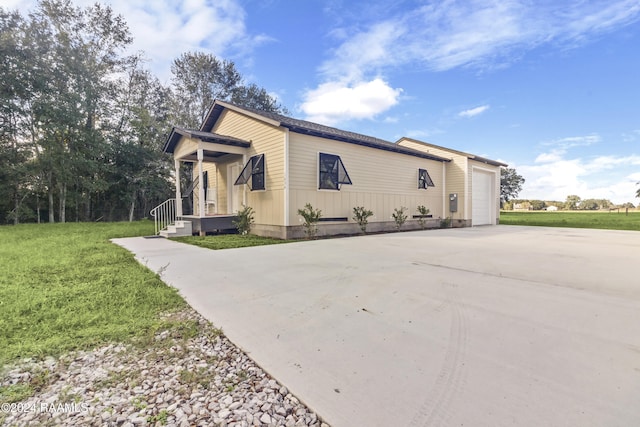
[227,163,241,213]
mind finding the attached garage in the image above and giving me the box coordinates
[472,168,498,226]
[396,137,507,227]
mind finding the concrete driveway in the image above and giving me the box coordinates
[113,225,640,427]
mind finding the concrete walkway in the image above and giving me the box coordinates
[113,226,640,427]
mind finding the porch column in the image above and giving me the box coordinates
[174,159,183,217]
[197,149,205,218]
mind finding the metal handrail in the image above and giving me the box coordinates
[150,198,176,235]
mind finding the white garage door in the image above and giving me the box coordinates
[472,169,494,226]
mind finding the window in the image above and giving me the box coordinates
[319,153,352,190]
[418,168,435,189]
[235,154,265,190]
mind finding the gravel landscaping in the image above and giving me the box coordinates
[1,308,329,427]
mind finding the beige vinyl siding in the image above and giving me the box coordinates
[213,109,286,226]
[215,155,243,214]
[174,137,199,160]
[192,161,223,215]
[288,133,445,225]
[398,138,469,220]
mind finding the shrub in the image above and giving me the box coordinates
[352,206,373,234]
[297,203,322,239]
[392,207,408,230]
[416,205,430,229]
[233,205,255,235]
[440,216,451,228]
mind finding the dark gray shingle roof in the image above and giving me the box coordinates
[164,127,251,153]
[200,101,451,162]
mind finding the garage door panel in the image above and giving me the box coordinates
[472,170,494,226]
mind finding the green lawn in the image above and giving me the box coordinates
[0,221,186,365]
[171,234,295,250]
[500,211,640,231]
[0,223,297,367]
[0,222,300,406]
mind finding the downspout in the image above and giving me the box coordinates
[284,128,290,227]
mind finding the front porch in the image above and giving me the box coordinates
[152,127,252,237]
[181,214,238,235]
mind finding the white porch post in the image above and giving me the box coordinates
[174,159,183,217]
[197,149,205,218]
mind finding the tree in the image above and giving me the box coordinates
[169,51,287,129]
[0,9,32,223]
[170,52,241,128]
[565,195,581,210]
[103,61,173,221]
[16,0,133,222]
[0,3,289,224]
[500,167,525,206]
[579,199,599,210]
[529,200,546,210]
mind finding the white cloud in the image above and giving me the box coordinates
[10,0,265,82]
[518,153,640,204]
[622,129,640,142]
[318,1,640,80]
[458,105,490,118]
[300,78,402,125]
[535,134,602,163]
[544,134,602,148]
[535,150,564,163]
[306,1,640,125]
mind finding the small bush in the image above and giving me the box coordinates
[440,217,451,228]
[416,205,430,229]
[233,205,255,235]
[352,206,374,234]
[297,203,322,239]
[392,207,408,230]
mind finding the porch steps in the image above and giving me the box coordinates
[159,220,193,238]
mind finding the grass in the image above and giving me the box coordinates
[0,220,186,365]
[0,223,294,366]
[0,221,298,410]
[171,234,295,250]
[500,211,640,231]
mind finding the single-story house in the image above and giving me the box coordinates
[155,100,506,238]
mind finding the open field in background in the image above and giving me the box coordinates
[500,211,640,231]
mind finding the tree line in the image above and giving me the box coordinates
[500,167,638,210]
[503,196,636,211]
[0,0,285,224]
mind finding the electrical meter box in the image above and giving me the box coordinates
[449,193,458,213]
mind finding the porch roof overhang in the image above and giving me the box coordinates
[163,127,251,161]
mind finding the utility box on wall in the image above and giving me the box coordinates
[449,193,458,213]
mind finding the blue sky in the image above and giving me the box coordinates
[9,0,640,204]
